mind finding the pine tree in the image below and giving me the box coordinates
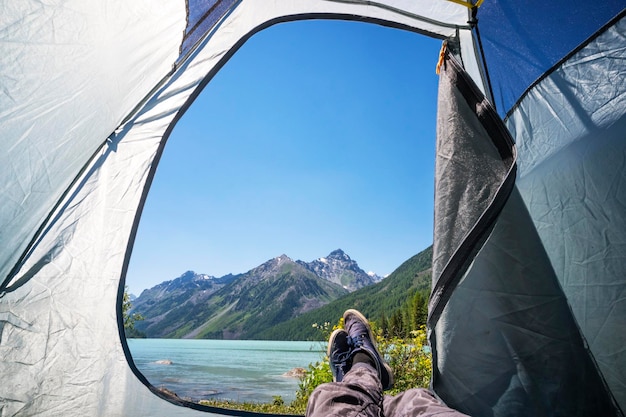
[379,312,389,338]
[389,310,403,338]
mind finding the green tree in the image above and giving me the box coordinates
[379,312,389,338]
[123,286,145,338]
[405,290,428,333]
[412,291,428,329]
[389,310,403,338]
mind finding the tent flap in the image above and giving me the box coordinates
[429,51,516,327]
[429,50,622,417]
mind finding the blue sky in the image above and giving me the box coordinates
[126,19,443,296]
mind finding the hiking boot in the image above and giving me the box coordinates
[343,309,394,390]
[327,328,352,382]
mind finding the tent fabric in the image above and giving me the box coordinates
[433,187,619,416]
[0,1,475,416]
[0,4,242,414]
[428,50,615,416]
[181,0,239,61]
[430,13,626,416]
[428,51,516,328]
[509,13,626,411]
[1,1,625,416]
[477,1,625,115]
[0,1,186,290]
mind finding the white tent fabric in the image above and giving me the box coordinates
[0,1,185,284]
[1,0,624,416]
[0,1,475,416]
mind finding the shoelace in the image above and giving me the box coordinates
[348,334,368,349]
[332,349,351,365]
[332,333,370,368]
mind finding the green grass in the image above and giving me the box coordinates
[198,396,302,415]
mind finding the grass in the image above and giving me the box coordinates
[198,396,302,415]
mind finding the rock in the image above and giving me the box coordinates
[283,367,306,378]
[156,387,179,398]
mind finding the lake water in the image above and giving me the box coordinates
[127,339,325,404]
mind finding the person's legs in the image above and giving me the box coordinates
[306,311,392,417]
[383,389,471,417]
[306,309,469,417]
[306,363,383,417]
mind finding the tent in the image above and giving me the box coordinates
[1,1,624,415]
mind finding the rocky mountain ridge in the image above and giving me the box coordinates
[296,249,381,291]
[131,249,379,339]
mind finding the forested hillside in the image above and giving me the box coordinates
[257,245,433,340]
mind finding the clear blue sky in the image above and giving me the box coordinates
[126,19,443,296]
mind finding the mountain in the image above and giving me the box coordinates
[133,255,349,339]
[131,271,236,321]
[296,249,379,290]
[256,245,433,340]
[131,248,419,340]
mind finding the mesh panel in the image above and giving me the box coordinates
[181,0,239,58]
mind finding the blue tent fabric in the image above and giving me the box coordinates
[478,1,625,115]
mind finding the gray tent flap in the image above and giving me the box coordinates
[429,51,516,327]
[429,51,621,416]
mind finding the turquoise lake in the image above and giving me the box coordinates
[127,339,325,404]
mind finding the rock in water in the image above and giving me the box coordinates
[282,367,306,378]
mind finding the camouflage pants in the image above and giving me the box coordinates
[306,364,469,417]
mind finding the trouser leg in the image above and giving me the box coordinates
[305,363,383,417]
[382,388,470,417]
